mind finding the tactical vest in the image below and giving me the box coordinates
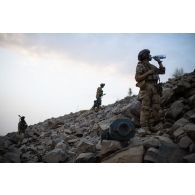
[137,62,160,82]
[96,87,103,98]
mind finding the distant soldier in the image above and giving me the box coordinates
[18,115,28,134]
[135,49,165,133]
[92,83,106,111]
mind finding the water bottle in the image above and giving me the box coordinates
[152,55,166,60]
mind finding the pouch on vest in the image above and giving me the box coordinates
[136,80,146,90]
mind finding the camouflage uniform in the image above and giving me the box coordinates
[135,61,165,129]
[96,86,103,107]
[18,118,28,134]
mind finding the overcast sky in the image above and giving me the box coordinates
[0,33,195,135]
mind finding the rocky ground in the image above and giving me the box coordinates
[1,70,195,163]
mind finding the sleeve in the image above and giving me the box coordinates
[135,64,144,78]
[150,64,165,74]
[158,66,165,74]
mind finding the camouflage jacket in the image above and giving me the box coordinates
[135,61,165,83]
[96,87,103,98]
[18,120,28,132]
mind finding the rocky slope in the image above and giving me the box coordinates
[1,70,195,163]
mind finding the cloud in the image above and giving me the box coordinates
[0,33,195,78]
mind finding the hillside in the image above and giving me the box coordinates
[0,70,195,163]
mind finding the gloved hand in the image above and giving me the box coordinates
[153,56,162,63]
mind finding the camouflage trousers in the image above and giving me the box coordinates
[92,97,102,110]
[139,83,161,128]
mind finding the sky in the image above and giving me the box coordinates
[0,33,195,135]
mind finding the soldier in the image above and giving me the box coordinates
[18,115,28,134]
[135,49,165,133]
[92,83,106,111]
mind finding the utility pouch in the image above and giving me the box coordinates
[136,80,146,90]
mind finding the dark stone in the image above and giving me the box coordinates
[183,153,195,163]
[165,100,184,120]
[144,147,159,163]
[75,153,98,163]
[178,136,193,149]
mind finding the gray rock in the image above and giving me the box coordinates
[75,153,97,163]
[68,139,78,145]
[165,100,184,120]
[102,145,144,163]
[189,113,195,123]
[189,143,195,153]
[178,136,193,149]
[6,132,22,144]
[95,141,102,150]
[52,137,65,146]
[137,128,149,136]
[55,142,67,151]
[156,142,186,163]
[156,136,174,145]
[143,137,160,149]
[44,139,53,146]
[64,129,72,135]
[183,124,195,140]
[121,100,141,119]
[44,148,68,163]
[183,153,195,163]
[172,118,189,131]
[188,94,195,108]
[161,88,175,106]
[75,129,83,137]
[76,139,96,153]
[3,149,21,163]
[100,140,122,158]
[173,128,185,139]
[144,147,159,163]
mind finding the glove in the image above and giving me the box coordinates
[153,56,162,63]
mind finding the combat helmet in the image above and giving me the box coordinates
[138,49,150,61]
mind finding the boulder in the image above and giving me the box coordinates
[156,136,174,145]
[68,138,79,145]
[55,142,68,151]
[183,124,195,140]
[3,149,21,163]
[189,143,195,153]
[165,100,184,120]
[75,129,83,137]
[100,140,122,158]
[64,129,72,135]
[189,113,195,123]
[75,153,97,163]
[121,100,141,119]
[6,132,21,144]
[143,137,160,149]
[76,139,96,153]
[161,88,175,106]
[174,80,191,95]
[44,148,68,163]
[172,118,189,131]
[52,136,65,146]
[144,147,159,163]
[178,136,193,149]
[188,94,195,108]
[156,142,186,163]
[102,145,144,163]
[183,153,195,163]
[173,128,185,139]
